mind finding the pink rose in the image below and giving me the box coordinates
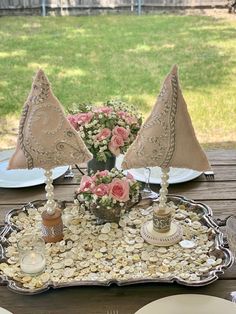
[93,183,110,197]
[96,128,111,141]
[92,170,109,180]
[67,115,78,130]
[117,111,125,119]
[124,114,137,125]
[117,111,137,125]
[112,126,130,140]
[94,106,113,115]
[108,142,120,157]
[110,135,124,148]
[76,112,93,125]
[97,170,109,177]
[78,175,93,192]
[109,178,130,202]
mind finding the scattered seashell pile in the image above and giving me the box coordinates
[0,201,224,291]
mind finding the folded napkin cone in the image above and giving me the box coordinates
[8,69,92,170]
[122,65,211,172]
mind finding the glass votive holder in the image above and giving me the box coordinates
[226,216,236,260]
[17,235,46,275]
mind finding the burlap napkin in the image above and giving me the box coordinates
[8,69,92,170]
[122,65,211,172]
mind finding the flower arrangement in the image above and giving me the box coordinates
[68,100,142,162]
[75,169,141,222]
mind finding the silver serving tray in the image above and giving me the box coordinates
[0,195,234,295]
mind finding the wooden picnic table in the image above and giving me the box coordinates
[0,149,235,314]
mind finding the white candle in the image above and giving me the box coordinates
[20,252,46,274]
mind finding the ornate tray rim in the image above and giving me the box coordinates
[0,195,234,295]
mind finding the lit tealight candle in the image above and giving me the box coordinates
[20,251,46,275]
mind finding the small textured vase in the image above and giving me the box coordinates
[91,204,122,224]
[87,156,116,174]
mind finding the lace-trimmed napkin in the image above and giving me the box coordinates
[122,65,211,172]
[8,69,92,171]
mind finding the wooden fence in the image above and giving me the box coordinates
[0,0,229,16]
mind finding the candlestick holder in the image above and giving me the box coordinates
[141,167,183,246]
[17,235,46,275]
[41,169,63,243]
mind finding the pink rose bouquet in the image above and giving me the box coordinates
[75,169,141,221]
[68,100,142,162]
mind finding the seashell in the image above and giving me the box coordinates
[179,240,195,249]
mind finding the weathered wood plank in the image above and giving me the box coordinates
[0,180,235,205]
[206,150,236,165]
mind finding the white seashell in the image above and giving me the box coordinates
[179,240,195,249]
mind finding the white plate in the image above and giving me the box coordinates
[0,150,68,188]
[135,294,236,314]
[116,155,201,184]
[0,308,13,314]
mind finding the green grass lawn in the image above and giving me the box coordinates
[0,15,236,148]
